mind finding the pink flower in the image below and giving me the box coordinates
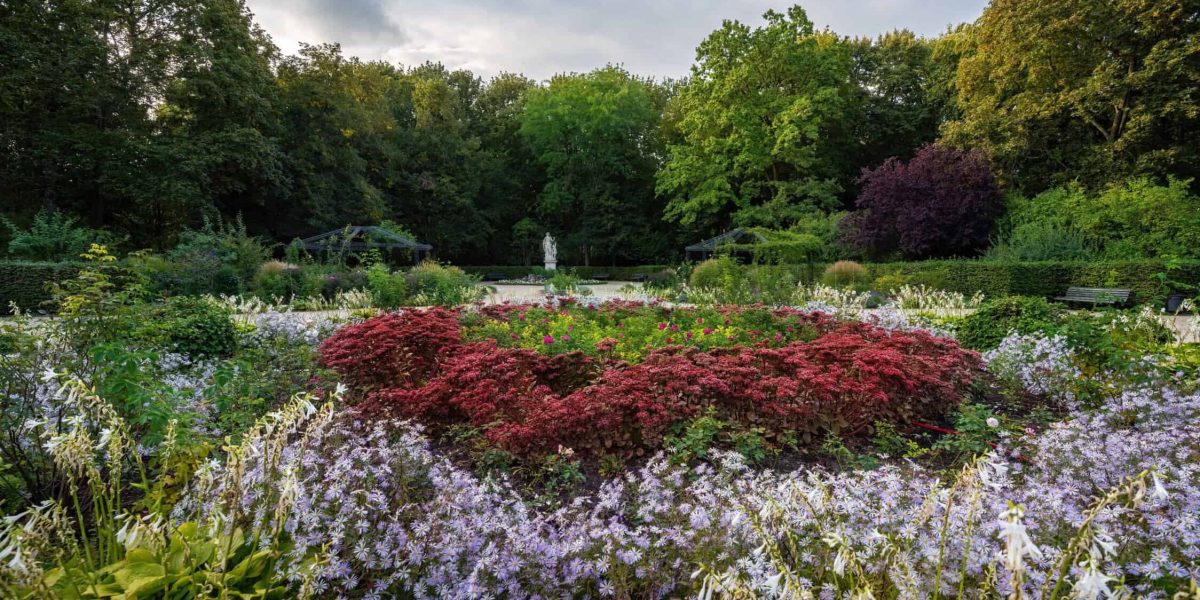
[685,331,694,340]
[657,322,667,331]
[560,334,570,342]
[703,327,713,335]
[542,335,554,344]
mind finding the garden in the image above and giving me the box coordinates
[3,0,1200,597]
[0,242,1196,599]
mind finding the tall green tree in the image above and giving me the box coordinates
[270,44,396,238]
[0,0,283,247]
[657,6,853,233]
[844,31,947,186]
[520,67,666,265]
[945,0,1200,192]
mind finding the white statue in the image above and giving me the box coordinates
[542,233,557,270]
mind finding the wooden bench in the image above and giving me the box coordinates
[1053,287,1132,307]
[590,272,610,281]
[630,274,648,283]
[482,272,508,282]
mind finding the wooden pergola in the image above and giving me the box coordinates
[298,226,433,261]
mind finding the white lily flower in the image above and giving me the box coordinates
[1151,472,1169,500]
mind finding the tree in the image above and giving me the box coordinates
[945,0,1200,192]
[470,73,542,264]
[270,45,396,238]
[657,6,853,233]
[844,31,947,190]
[0,0,285,247]
[520,67,666,265]
[846,145,1002,259]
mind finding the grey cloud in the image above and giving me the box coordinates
[292,0,405,42]
[245,0,987,80]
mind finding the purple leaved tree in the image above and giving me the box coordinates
[847,144,1003,259]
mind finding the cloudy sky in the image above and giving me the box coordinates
[244,0,988,81]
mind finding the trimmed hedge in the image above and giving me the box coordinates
[461,265,671,280]
[0,261,87,313]
[0,261,135,314]
[867,260,1200,306]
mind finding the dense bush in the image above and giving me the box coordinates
[984,220,1098,262]
[404,261,481,305]
[1002,178,1200,259]
[162,219,269,296]
[327,306,981,457]
[161,297,238,357]
[366,263,408,308]
[318,307,461,390]
[253,260,314,300]
[688,256,740,289]
[320,269,368,299]
[2,210,117,261]
[847,145,1003,259]
[955,296,1060,351]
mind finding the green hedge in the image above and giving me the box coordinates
[461,265,671,280]
[866,260,1200,306]
[0,261,136,314]
[0,261,87,313]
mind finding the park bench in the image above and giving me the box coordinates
[630,274,648,283]
[482,272,507,282]
[591,272,610,281]
[1053,287,1132,307]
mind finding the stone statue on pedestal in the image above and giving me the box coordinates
[542,233,557,271]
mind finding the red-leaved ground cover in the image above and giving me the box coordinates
[322,307,982,456]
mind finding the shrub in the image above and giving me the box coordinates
[984,221,1098,261]
[821,260,869,288]
[404,261,481,305]
[336,307,980,457]
[866,259,1200,306]
[847,144,1003,259]
[366,263,408,309]
[1004,178,1200,259]
[2,210,117,261]
[688,257,739,289]
[320,270,368,299]
[359,341,600,448]
[871,273,909,293]
[319,308,461,390]
[133,296,238,358]
[956,296,1060,351]
[253,261,314,300]
[164,218,269,295]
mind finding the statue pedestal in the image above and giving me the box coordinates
[544,262,556,271]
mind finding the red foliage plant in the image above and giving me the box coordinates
[323,309,982,457]
[318,308,461,390]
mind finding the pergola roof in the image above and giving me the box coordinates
[299,226,432,253]
[684,228,767,252]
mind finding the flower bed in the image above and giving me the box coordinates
[169,375,1199,599]
[320,302,981,456]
